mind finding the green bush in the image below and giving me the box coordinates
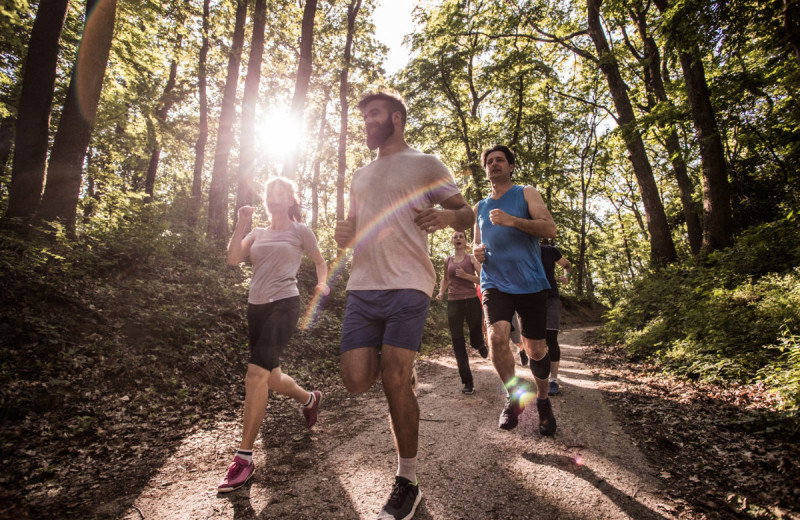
[600,214,800,409]
[757,329,800,411]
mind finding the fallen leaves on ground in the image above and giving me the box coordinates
[585,331,800,520]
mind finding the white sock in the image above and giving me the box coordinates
[549,377,557,382]
[304,392,315,408]
[235,449,253,463]
[397,455,418,483]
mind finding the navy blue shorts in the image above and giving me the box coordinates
[482,288,547,341]
[340,289,431,353]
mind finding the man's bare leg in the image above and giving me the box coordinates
[487,321,515,386]
[380,345,419,460]
[340,346,380,394]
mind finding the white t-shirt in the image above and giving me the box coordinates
[346,148,461,296]
[244,222,319,304]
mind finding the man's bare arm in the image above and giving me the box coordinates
[413,193,474,233]
[487,186,556,239]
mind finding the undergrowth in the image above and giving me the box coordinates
[600,213,800,414]
[0,201,454,506]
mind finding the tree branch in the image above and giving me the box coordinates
[500,0,599,62]
[546,86,619,123]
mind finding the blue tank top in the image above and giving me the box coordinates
[477,185,550,294]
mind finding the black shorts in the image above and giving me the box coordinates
[247,296,301,370]
[482,288,547,341]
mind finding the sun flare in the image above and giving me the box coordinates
[254,109,304,164]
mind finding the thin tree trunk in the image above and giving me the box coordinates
[82,148,100,221]
[312,90,330,231]
[144,57,179,200]
[38,0,117,230]
[631,6,702,255]
[510,75,524,149]
[586,0,676,265]
[283,0,318,180]
[785,0,800,67]
[336,0,360,221]
[438,57,483,202]
[610,199,637,279]
[0,117,14,175]
[207,0,247,241]
[576,110,599,297]
[236,0,267,216]
[7,0,71,219]
[653,0,733,252]
[189,0,211,228]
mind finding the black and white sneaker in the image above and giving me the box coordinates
[377,476,422,520]
[462,383,474,394]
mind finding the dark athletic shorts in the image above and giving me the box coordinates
[340,289,431,353]
[247,296,301,370]
[482,288,547,341]
[546,297,561,331]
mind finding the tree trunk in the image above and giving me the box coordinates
[283,0,318,180]
[336,0,360,221]
[576,111,598,298]
[7,0,71,219]
[610,200,636,279]
[189,0,211,228]
[632,7,703,255]
[785,0,800,67]
[678,52,733,252]
[38,0,117,230]
[586,0,676,265]
[0,117,14,175]
[312,90,330,230]
[438,58,483,202]
[144,57,179,200]
[510,75,524,149]
[236,0,266,217]
[207,0,247,241]
[653,0,733,252]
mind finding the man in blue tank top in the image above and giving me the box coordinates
[473,144,558,436]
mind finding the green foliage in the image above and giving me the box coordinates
[0,203,249,424]
[600,214,800,409]
[759,329,800,411]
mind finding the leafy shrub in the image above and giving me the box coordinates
[600,214,800,408]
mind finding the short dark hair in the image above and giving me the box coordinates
[481,144,516,168]
[358,90,407,126]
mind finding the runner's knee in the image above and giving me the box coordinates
[530,353,551,380]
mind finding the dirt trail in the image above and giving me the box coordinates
[116,328,679,520]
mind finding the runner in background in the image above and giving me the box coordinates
[540,243,573,395]
[436,231,489,395]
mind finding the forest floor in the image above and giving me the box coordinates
[4,325,798,519]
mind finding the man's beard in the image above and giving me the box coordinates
[366,116,394,150]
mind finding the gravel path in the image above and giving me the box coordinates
[116,327,679,520]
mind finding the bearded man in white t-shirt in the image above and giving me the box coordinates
[334,90,473,520]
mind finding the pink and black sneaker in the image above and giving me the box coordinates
[217,456,254,493]
[303,390,322,428]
